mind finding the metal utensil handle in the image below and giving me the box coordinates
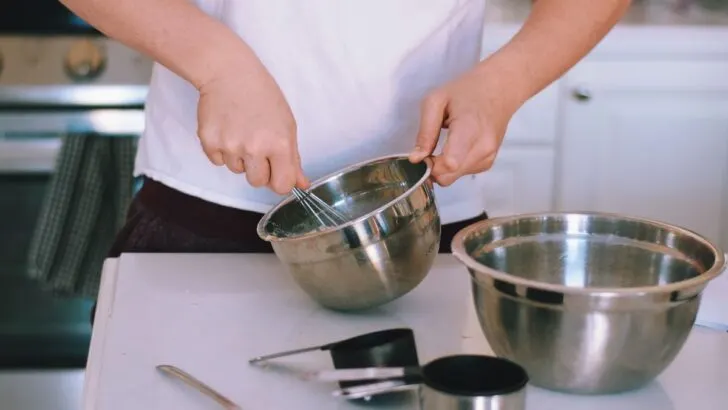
[248,344,325,364]
[156,365,242,410]
[303,191,348,222]
[303,366,419,382]
[292,188,328,227]
[292,187,347,226]
[306,197,345,225]
[333,380,419,399]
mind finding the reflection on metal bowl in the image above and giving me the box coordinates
[451,212,726,395]
[257,154,441,311]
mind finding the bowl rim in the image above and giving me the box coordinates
[256,153,433,243]
[450,211,727,295]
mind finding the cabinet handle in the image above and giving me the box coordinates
[572,88,592,102]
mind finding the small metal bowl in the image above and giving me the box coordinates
[451,212,726,395]
[257,154,441,311]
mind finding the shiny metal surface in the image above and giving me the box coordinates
[451,212,727,395]
[0,85,148,107]
[0,110,145,136]
[63,40,107,81]
[0,370,84,410]
[0,137,61,172]
[257,154,440,311]
[420,384,525,410]
[0,38,149,136]
[305,366,412,382]
[290,187,348,228]
[0,35,149,377]
[335,382,526,409]
[334,380,416,399]
[325,354,528,410]
[0,36,152,87]
[0,84,149,108]
[0,109,144,137]
[572,87,592,102]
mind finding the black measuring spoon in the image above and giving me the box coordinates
[249,328,420,389]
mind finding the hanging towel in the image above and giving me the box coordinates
[27,134,137,298]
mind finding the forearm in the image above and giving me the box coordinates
[479,0,631,110]
[60,0,267,89]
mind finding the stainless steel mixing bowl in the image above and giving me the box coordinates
[257,154,441,311]
[451,212,726,395]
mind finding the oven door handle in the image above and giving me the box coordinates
[0,138,63,173]
[0,109,145,135]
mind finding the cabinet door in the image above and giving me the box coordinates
[502,83,559,146]
[558,60,728,248]
[481,147,555,218]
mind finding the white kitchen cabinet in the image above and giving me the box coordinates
[501,83,559,146]
[472,51,560,217]
[482,146,556,217]
[557,60,728,248]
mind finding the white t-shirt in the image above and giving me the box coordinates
[135,0,489,224]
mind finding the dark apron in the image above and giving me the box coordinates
[109,177,487,256]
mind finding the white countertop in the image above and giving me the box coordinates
[85,254,728,410]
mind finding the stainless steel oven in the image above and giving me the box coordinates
[0,56,151,368]
[0,5,153,409]
[0,3,153,408]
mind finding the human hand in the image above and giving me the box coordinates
[196,63,309,194]
[408,65,524,186]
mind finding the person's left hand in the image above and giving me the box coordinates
[408,65,525,186]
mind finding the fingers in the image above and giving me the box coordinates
[207,150,225,166]
[234,158,245,173]
[198,124,226,167]
[434,116,478,176]
[268,146,297,195]
[409,92,447,163]
[244,156,271,188]
[199,121,303,193]
[223,154,245,174]
[199,123,245,174]
[432,151,497,187]
[294,152,311,189]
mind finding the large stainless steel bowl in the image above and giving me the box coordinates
[451,212,726,395]
[257,154,441,311]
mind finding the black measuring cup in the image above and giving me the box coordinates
[309,354,529,410]
[248,328,420,390]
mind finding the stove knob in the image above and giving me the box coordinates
[64,40,106,81]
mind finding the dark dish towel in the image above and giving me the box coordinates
[26,134,137,298]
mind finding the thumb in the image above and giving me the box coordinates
[409,92,447,163]
[294,151,310,189]
[295,170,310,189]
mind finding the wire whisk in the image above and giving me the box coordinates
[291,187,348,228]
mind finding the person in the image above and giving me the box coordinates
[61,0,630,258]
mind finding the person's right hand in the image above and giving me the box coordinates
[196,63,309,194]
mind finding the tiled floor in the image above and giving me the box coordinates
[0,370,84,410]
